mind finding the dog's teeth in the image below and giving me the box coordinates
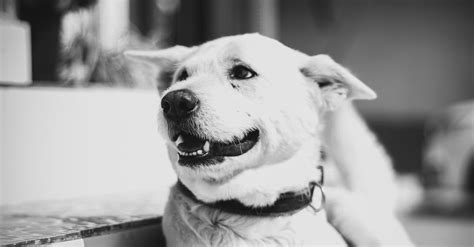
[203,141,210,152]
[175,135,183,146]
[178,149,206,157]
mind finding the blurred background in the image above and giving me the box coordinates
[1,0,473,246]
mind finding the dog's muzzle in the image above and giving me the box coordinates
[161,89,260,167]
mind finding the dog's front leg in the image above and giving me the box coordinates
[323,103,398,210]
[325,188,414,246]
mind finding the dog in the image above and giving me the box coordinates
[126,33,413,246]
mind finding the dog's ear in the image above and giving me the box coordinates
[301,54,377,110]
[124,46,195,93]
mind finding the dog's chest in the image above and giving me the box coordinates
[163,186,345,247]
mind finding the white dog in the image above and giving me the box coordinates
[126,33,413,246]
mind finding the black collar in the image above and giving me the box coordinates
[177,166,325,217]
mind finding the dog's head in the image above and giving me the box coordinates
[126,34,376,203]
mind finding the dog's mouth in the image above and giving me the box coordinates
[172,129,259,167]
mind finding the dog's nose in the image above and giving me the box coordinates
[161,89,199,120]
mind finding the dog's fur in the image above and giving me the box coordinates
[126,34,413,246]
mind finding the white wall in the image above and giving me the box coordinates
[0,88,176,205]
[0,19,31,84]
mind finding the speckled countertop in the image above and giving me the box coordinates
[0,192,166,246]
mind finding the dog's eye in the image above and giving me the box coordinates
[230,65,257,80]
[177,69,189,81]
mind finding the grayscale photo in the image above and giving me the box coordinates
[0,0,473,246]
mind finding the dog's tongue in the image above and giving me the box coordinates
[177,133,205,152]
